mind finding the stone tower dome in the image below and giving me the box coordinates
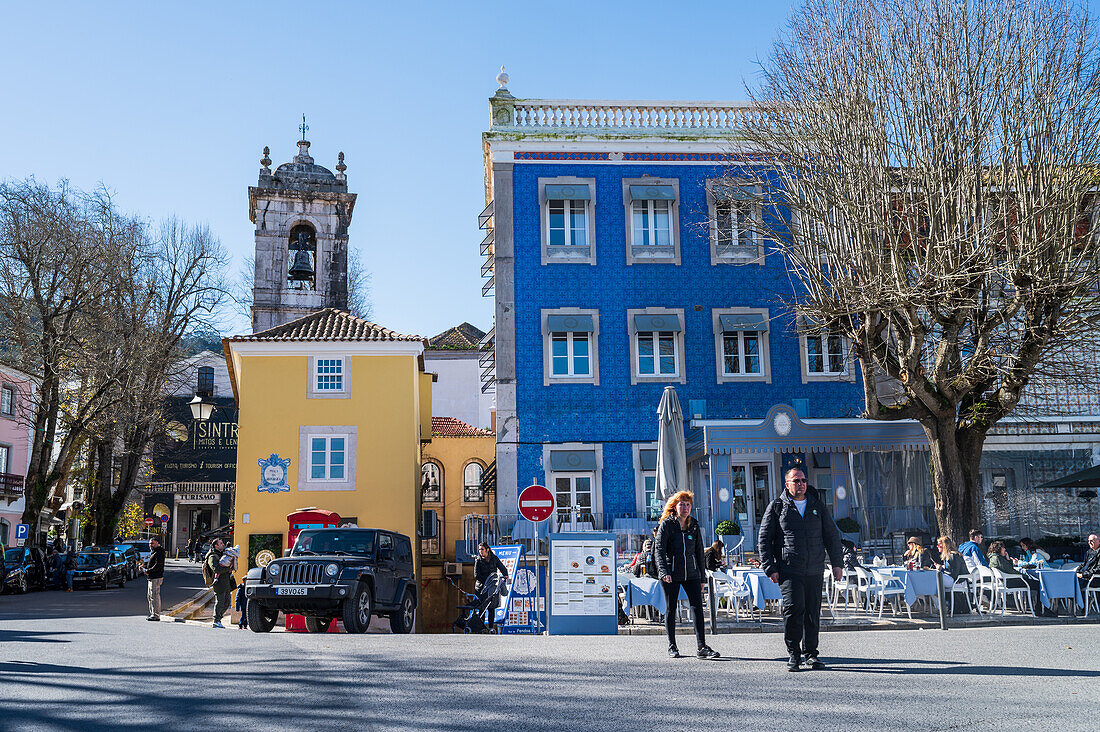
[248,133,357,332]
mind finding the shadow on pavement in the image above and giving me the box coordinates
[828,657,1100,678]
[0,629,74,644]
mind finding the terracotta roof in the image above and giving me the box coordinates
[427,322,487,350]
[431,416,494,438]
[227,309,424,343]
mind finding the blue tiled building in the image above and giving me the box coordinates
[478,85,1100,550]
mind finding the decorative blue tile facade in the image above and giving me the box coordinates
[508,161,864,514]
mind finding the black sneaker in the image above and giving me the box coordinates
[146,615,160,622]
[668,644,681,658]
[696,645,720,659]
[787,654,802,672]
[805,655,826,670]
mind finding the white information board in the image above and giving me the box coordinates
[549,537,616,617]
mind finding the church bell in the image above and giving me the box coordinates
[288,248,315,282]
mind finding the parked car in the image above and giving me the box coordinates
[112,544,142,580]
[125,540,153,563]
[243,528,417,634]
[72,549,128,590]
[3,546,48,593]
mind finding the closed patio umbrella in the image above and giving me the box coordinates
[656,386,688,502]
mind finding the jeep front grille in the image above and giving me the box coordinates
[276,561,325,585]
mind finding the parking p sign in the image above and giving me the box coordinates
[15,523,30,546]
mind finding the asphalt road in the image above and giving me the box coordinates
[1,607,1098,731]
[0,558,205,621]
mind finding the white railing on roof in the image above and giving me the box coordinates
[502,99,767,130]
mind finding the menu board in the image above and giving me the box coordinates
[550,538,616,616]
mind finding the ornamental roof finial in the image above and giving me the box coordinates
[496,65,509,90]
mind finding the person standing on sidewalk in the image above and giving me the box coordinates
[205,538,235,628]
[758,468,844,672]
[144,537,166,621]
[654,490,720,660]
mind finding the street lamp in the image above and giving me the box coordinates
[188,394,215,421]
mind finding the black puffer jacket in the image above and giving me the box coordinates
[655,516,706,583]
[758,486,843,577]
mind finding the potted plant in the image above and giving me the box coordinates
[836,517,861,544]
[715,520,741,537]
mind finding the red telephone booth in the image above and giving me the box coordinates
[286,507,342,551]
[284,508,342,632]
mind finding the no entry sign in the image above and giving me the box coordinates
[518,484,555,522]
[144,517,155,526]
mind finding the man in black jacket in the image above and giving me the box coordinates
[1078,534,1100,595]
[144,537,166,621]
[758,468,844,671]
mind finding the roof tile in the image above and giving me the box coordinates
[431,416,494,438]
[227,308,424,343]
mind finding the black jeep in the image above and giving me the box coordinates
[244,528,417,634]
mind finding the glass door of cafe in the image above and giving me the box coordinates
[715,462,773,553]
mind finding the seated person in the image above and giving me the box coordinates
[841,539,863,570]
[1078,534,1100,592]
[1018,537,1051,566]
[987,540,1019,575]
[704,540,726,572]
[958,529,989,572]
[903,536,935,569]
[933,536,968,581]
[629,539,654,577]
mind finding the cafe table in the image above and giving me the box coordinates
[1021,567,1083,612]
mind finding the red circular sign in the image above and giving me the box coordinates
[518,484,555,522]
[144,517,155,526]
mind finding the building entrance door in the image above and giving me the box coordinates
[191,509,212,544]
[715,462,773,552]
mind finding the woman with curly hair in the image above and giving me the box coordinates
[654,490,720,659]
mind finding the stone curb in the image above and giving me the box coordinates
[164,587,214,621]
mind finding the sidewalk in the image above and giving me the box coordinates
[619,604,1100,634]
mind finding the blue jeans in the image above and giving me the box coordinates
[65,570,75,590]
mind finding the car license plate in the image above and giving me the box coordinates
[276,587,308,596]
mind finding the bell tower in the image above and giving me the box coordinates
[248,123,357,332]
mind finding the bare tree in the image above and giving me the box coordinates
[728,0,1100,539]
[0,180,142,527]
[82,218,227,544]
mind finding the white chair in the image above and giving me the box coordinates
[1083,576,1100,616]
[858,567,908,619]
[975,566,998,612]
[989,568,1034,617]
[822,568,836,619]
[945,572,979,616]
[832,569,859,609]
[710,571,750,622]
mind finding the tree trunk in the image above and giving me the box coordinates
[922,419,985,543]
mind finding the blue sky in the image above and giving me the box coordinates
[0,1,795,338]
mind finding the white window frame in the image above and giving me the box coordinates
[712,308,771,384]
[308,355,350,399]
[307,434,349,481]
[0,443,9,474]
[421,462,442,504]
[542,442,603,524]
[297,425,357,490]
[542,308,600,386]
[623,178,680,265]
[707,179,765,264]
[627,308,686,385]
[632,443,661,520]
[550,332,591,377]
[462,461,487,505]
[540,177,596,265]
[0,385,13,416]
[798,320,855,383]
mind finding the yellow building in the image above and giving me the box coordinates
[418,417,495,632]
[223,309,432,587]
